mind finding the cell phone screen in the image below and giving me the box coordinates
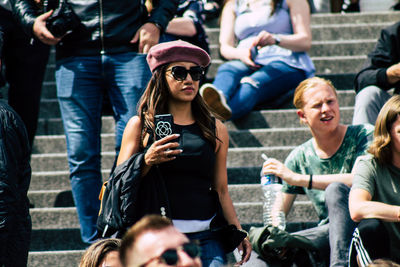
[154,114,174,140]
[250,46,258,60]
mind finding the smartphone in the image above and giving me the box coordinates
[250,46,258,60]
[154,114,174,141]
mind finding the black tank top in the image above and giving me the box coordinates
[159,122,217,220]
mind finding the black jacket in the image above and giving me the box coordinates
[97,150,170,238]
[0,101,31,227]
[355,21,400,93]
[12,0,179,60]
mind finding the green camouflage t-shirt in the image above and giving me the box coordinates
[283,124,374,223]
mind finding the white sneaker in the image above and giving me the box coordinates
[200,83,232,121]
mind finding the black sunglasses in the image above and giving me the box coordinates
[140,242,201,266]
[166,66,205,81]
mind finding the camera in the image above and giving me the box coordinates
[44,0,80,38]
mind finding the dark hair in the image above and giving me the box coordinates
[137,64,218,149]
[271,0,283,15]
[120,215,173,267]
[79,238,121,267]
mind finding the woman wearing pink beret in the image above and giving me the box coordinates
[116,40,251,266]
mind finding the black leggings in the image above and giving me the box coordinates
[349,219,392,267]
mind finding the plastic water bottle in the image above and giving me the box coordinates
[261,154,286,230]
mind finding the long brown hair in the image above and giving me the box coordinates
[137,64,218,149]
[271,0,282,15]
[368,95,400,164]
[79,238,121,267]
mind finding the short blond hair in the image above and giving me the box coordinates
[368,95,400,164]
[293,77,337,109]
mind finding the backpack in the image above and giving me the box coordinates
[97,153,144,238]
[97,146,171,238]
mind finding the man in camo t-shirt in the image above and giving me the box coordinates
[261,77,374,266]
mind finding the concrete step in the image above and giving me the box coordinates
[37,88,355,120]
[35,139,364,171]
[29,201,317,231]
[28,184,311,208]
[203,11,400,28]
[209,39,376,60]
[309,40,376,57]
[224,106,353,130]
[310,11,400,25]
[28,146,299,172]
[36,115,115,136]
[30,170,110,191]
[28,166,261,192]
[32,133,115,154]
[28,251,83,267]
[206,56,365,80]
[205,22,390,45]
[36,105,354,136]
[31,229,85,251]
[28,166,292,190]
[45,54,367,83]
[33,128,313,154]
[28,184,310,208]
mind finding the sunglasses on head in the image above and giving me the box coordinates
[140,242,201,266]
[166,66,205,81]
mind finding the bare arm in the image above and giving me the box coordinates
[252,0,311,52]
[212,119,251,264]
[282,192,296,215]
[218,0,257,67]
[263,158,353,189]
[386,63,400,84]
[283,0,312,52]
[130,22,161,53]
[349,188,400,222]
[165,17,197,37]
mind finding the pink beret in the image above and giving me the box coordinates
[146,40,211,73]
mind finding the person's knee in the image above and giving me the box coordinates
[355,86,385,108]
[240,76,260,89]
[325,182,349,205]
[357,218,386,236]
[218,60,245,73]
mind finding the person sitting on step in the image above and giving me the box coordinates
[257,77,373,266]
[349,95,400,266]
[200,0,315,121]
[352,21,400,126]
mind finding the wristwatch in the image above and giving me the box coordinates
[273,34,281,45]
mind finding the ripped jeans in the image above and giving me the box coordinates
[212,60,306,119]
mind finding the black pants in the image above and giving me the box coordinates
[0,7,50,148]
[349,219,393,267]
[0,215,32,267]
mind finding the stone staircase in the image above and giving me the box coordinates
[22,11,400,267]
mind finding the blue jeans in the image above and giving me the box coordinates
[212,60,306,120]
[352,85,392,125]
[186,230,227,267]
[55,52,151,244]
[294,182,356,267]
